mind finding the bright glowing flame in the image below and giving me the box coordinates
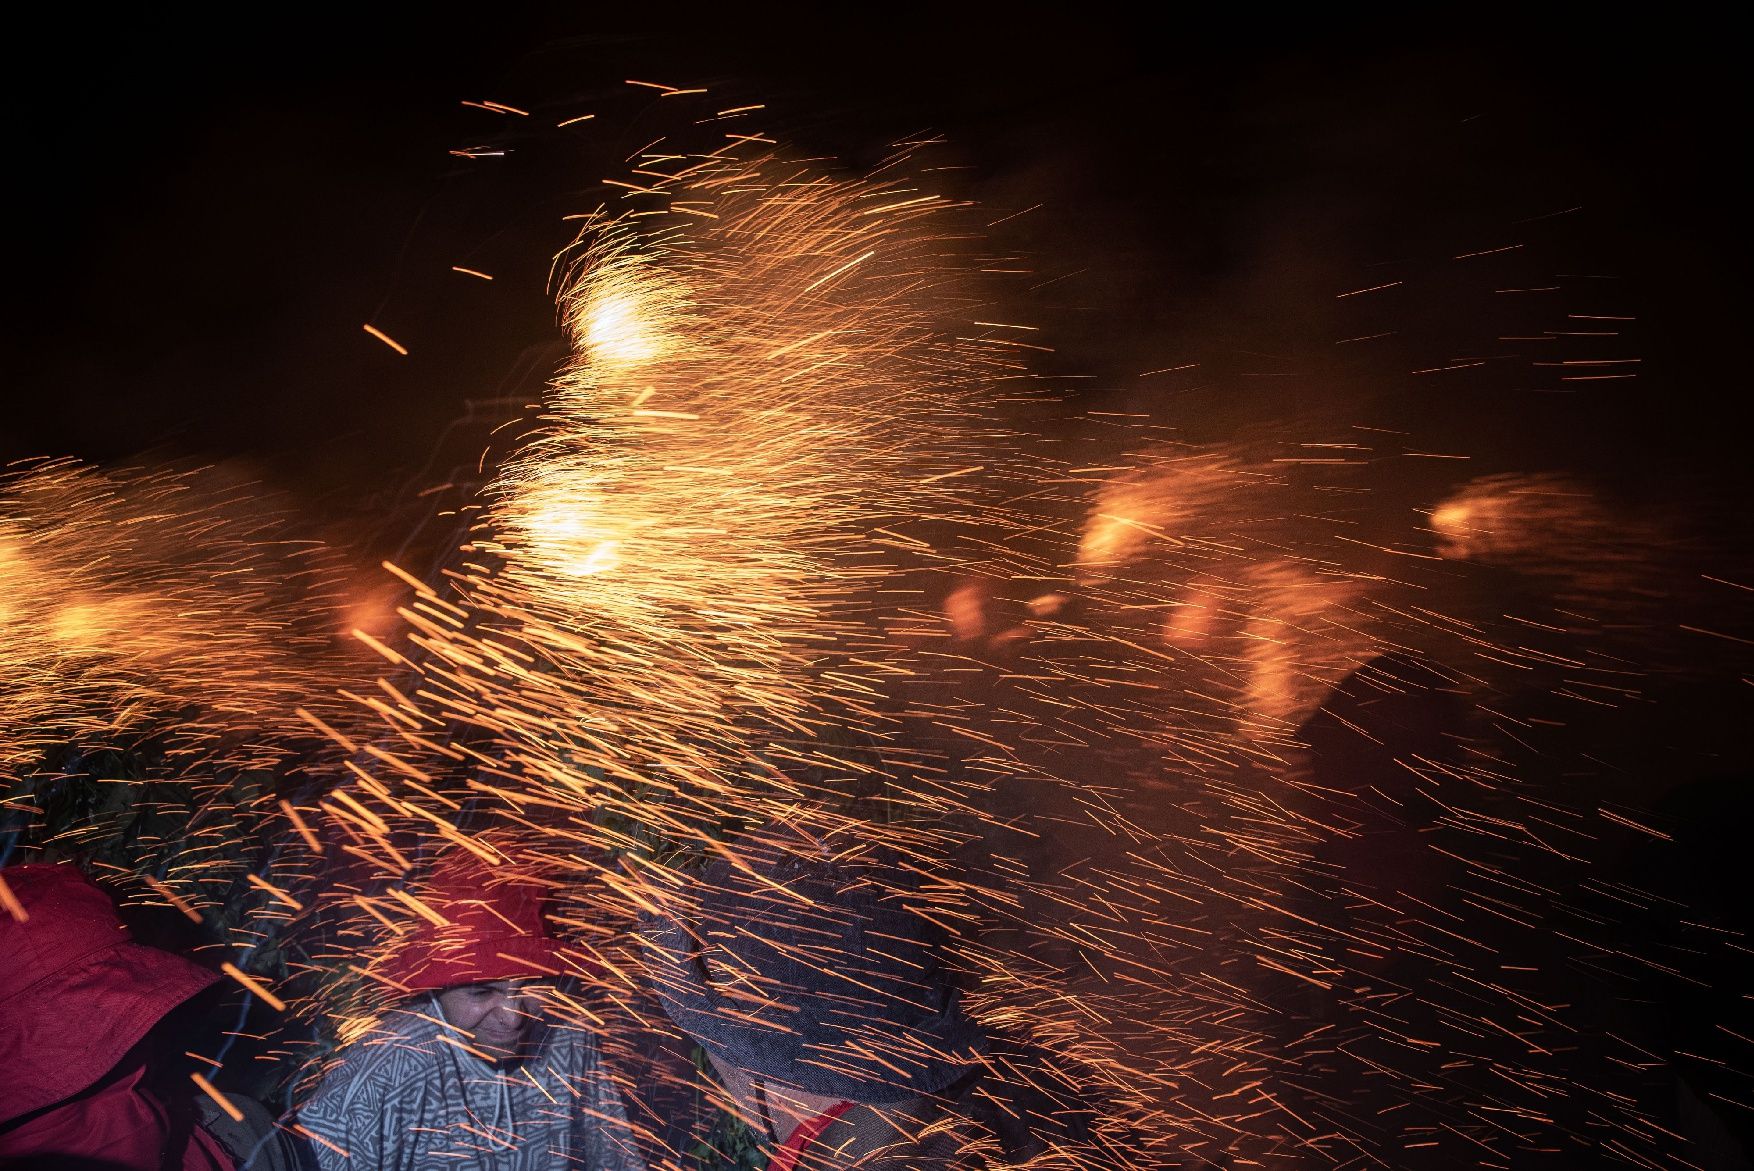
[525,506,622,578]
[581,291,664,370]
[563,253,690,381]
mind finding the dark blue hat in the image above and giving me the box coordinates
[638,826,987,1103]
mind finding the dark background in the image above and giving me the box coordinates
[5,8,1746,542]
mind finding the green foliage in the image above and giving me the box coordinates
[3,744,309,1102]
[689,1108,770,1171]
[687,1045,770,1171]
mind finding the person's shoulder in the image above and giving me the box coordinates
[539,1003,619,1053]
[302,1011,448,1112]
[534,1020,615,1082]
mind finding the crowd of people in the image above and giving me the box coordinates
[1,821,1120,1171]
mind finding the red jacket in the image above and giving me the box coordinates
[0,863,235,1170]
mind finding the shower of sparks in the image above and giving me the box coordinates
[3,95,1750,1171]
[0,458,376,908]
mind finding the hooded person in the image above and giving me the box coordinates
[293,846,644,1171]
[637,823,1125,1171]
[0,863,302,1171]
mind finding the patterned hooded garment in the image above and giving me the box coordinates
[296,851,647,1170]
[296,1000,645,1171]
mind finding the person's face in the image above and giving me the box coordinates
[435,980,545,1060]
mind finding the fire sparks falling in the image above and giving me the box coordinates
[446,140,1040,831]
[0,459,369,783]
[3,96,1751,1171]
[0,458,383,969]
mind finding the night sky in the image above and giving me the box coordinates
[5,11,1747,538]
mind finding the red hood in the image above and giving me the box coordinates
[375,853,570,992]
[0,863,219,1124]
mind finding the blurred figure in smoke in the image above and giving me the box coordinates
[0,864,302,1171]
[295,850,641,1171]
[638,823,1128,1170]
